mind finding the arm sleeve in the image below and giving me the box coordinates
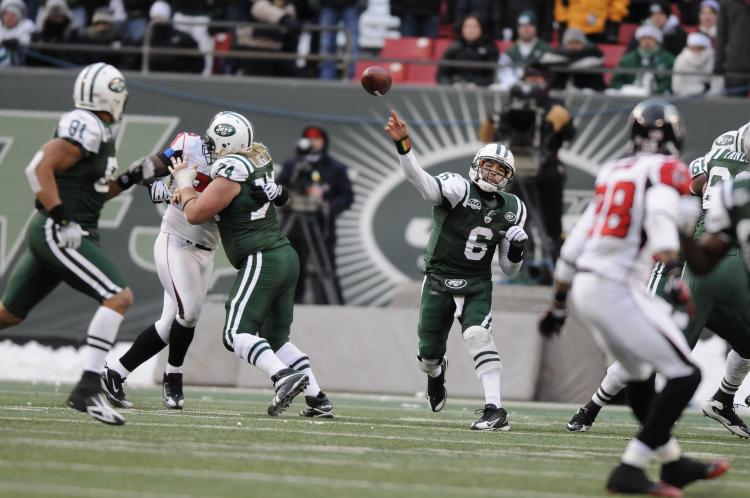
[554,200,596,284]
[399,150,443,205]
[644,184,680,254]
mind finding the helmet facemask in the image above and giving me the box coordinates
[471,158,513,193]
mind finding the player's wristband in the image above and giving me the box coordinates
[48,204,72,226]
[116,171,140,190]
[394,136,412,155]
[507,244,523,262]
[273,186,290,207]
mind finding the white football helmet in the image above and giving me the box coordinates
[469,143,515,193]
[73,62,128,122]
[202,111,255,163]
[739,121,750,158]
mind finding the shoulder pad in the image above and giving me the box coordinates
[658,158,691,195]
[434,172,469,208]
[58,109,107,154]
[210,154,253,182]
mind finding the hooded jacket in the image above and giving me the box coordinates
[672,46,714,95]
[626,15,687,57]
[554,0,629,35]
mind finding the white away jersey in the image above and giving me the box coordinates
[161,132,220,248]
[562,153,691,285]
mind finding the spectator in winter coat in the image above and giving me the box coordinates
[121,0,152,40]
[546,28,606,91]
[627,1,687,57]
[447,0,502,40]
[437,14,499,87]
[0,0,36,67]
[75,7,128,67]
[496,11,550,89]
[612,24,675,94]
[235,0,300,77]
[172,0,213,75]
[319,0,361,80]
[714,0,750,96]
[699,0,719,43]
[498,0,554,42]
[554,0,629,43]
[27,0,80,67]
[672,32,714,95]
[391,0,441,38]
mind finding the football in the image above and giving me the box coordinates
[360,66,392,96]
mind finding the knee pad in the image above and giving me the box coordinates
[176,314,199,328]
[417,355,442,375]
[462,326,501,377]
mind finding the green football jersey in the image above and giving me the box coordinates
[694,148,749,239]
[424,172,527,277]
[210,146,289,269]
[706,178,750,273]
[38,109,118,232]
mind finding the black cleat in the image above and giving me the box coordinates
[427,358,447,412]
[661,456,730,489]
[68,383,125,426]
[566,406,596,432]
[268,368,309,416]
[470,404,510,431]
[702,399,750,438]
[101,365,134,409]
[300,392,333,418]
[606,463,682,497]
[163,373,184,410]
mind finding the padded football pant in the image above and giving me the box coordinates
[222,244,299,353]
[2,213,127,319]
[417,278,493,360]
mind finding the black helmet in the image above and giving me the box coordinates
[629,98,685,155]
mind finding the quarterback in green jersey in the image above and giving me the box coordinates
[0,63,157,425]
[385,111,528,431]
[170,111,332,417]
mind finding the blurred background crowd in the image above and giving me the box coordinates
[1,0,749,97]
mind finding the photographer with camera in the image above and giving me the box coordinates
[480,65,575,272]
[278,126,354,304]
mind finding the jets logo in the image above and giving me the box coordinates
[715,133,735,147]
[445,279,467,289]
[214,124,236,137]
[108,78,126,93]
[467,199,481,210]
[505,212,516,222]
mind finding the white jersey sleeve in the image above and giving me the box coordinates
[554,200,596,284]
[210,154,254,183]
[643,183,680,254]
[398,150,441,204]
[434,172,470,208]
[704,179,734,235]
[57,109,106,154]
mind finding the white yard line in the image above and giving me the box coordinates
[0,481,215,498]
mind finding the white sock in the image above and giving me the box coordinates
[592,364,628,407]
[108,358,130,379]
[165,363,183,375]
[427,365,443,378]
[233,333,286,378]
[654,438,681,464]
[83,306,123,374]
[621,438,654,468]
[719,350,750,398]
[275,342,322,397]
[480,370,502,408]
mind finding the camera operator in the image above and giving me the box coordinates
[480,65,575,266]
[278,126,354,304]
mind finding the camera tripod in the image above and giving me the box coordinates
[282,211,341,305]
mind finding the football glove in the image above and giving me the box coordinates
[538,308,566,338]
[249,183,284,202]
[505,225,528,247]
[56,221,88,249]
[148,179,171,203]
[663,271,694,318]
[171,156,197,190]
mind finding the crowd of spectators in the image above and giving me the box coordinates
[1,0,749,97]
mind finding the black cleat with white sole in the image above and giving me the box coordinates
[100,365,134,409]
[427,358,447,412]
[300,392,334,418]
[660,456,730,489]
[566,406,596,432]
[69,372,125,426]
[268,368,309,416]
[470,404,510,431]
[163,373,185,410]
[606,463,682,497]
[702,399,750,438]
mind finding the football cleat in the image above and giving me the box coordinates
[101,365,134,409]
[163,373,185,410]
[606,463,682,497]
[470,404,510,431]
[300,392,334,418]
[268,368,309,416]
[702,399,750,438]
[566,406,596,432]
[68,386,125,426]
[660,456,730,489]
[427,358,448,412]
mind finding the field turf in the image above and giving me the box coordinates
[0,381,748,498]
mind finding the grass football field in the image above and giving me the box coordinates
[0,381,748,498]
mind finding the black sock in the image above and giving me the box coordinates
[584,399,602,417]
[626,374,656,425]
[120,324,167,372]
[167,320,195,368]
[637,369,701,449]
[713,388,735,407]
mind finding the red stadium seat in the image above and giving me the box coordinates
[684,25,698,33]
[599,43,628,85]
[618,23,638,45]
[495,40,511,54]
[433,38,453,60]
[381,37,433,60]
[406,63,438,85]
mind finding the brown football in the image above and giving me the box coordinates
[361,66,392,96]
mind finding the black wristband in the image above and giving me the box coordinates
[116,171,138,190]
[394,136,412,155]
[273,186,290,207]
[49,204,72,225]
[507,244,523,262]
[554,290,568,303]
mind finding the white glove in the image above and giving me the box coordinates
[505,225,528,247]
[171,156,197,190]
[149,179,171,203]
[56,221,88,249]
[677,196,702,236]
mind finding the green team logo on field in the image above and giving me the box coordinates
[214,123,236,137]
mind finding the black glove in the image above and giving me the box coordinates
[663,271,694,317]
[2,38,20,51]
[249,183,288,206]
[538,308,567,338]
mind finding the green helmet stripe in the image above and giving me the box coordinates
[78,63,97,103]
[87,63,107,104]
[223,111,254,144]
